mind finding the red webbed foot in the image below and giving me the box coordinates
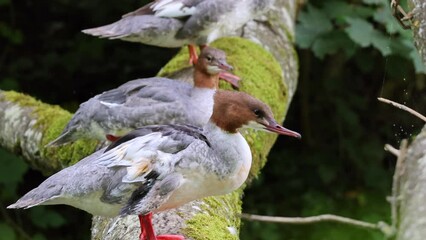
[138,214,185,240]
[156,235,185,240]
[218,71,241,89]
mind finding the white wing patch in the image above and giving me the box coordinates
[151,0,196,18]
[100,101,122,107]
[96,132,173,183]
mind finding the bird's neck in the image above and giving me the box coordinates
[203,121,252,172]
[193,69,219,89]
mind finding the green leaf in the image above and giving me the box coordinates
[344,17,374,47]
[410,50,426,74]
[32,233,47,240]
[0,0,10,6]
[322,1,375,23]
[373,6,403,34]
[0,78,20,91]
[0,23,23,45]
[0,223,16,240]
[29,207,67,229]
[296,4,333,48]
[363,0,385,5]
[0,149,28,184]
[311,30,357,59]
[370,30,392,56]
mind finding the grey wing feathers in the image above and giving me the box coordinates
[82,15,183,45]
[176,1,236,39]
[7,151,106,209]
[105,124,208,153]
[47,78,192,146]
[123,0,203,18]
[120,173,183,216]
[7,182,63,209]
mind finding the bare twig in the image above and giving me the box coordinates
[378,97,426,122]
[390,0,413,29]
[390,140,408,230]
[384,144,400,157]
[241,213,395,237]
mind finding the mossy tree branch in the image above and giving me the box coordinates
[91,0,298,238]
[0,1,298,239]
[0,91,98,175]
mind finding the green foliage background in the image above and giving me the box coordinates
[0,0,425,239]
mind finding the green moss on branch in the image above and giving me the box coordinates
[159,38,288,240]
[159,37,288,180]
[2,91,97,173]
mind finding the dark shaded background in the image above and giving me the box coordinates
[1,0,425,239]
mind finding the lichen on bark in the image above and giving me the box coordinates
[0,91,98,174]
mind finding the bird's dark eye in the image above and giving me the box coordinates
[206,56,212,62]
[253,109,263,117]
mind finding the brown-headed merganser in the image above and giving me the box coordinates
[47,47,233,146]
[9,90,300,240]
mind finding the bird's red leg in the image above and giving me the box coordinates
[139,213,185,240]
[218,72,241,89]
[106,134,120,142]
[139,215,148,240]
[188,44,198,65]
[139,213,157,240]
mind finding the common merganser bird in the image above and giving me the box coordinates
[9,90,301,240]
[82,0,274,87]
[47,47,233,146]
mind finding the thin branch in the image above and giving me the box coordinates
[241,213,377,228]
[378,97,426,122]
[384,144,400,157]
[241,213,395,237]
[390,140,408,230]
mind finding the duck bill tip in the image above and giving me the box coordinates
[265,125,301,139]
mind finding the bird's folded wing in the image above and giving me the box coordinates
[124,0,201,18]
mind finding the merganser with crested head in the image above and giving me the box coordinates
[47,47,233,146]
[9,90,300,240]
[82,0,274,87]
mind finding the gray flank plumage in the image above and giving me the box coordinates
[7,150,106,210]
[47,77,214,146]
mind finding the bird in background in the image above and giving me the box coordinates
[47,47,234,146]
[82,0,274,88]
[8,90,301,240]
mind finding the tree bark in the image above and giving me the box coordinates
[409,0,426,64]
[0,0,299,239]
[396,126,426,240]
[395,1,426,239]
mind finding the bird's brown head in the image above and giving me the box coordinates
[193,47,233,89]
[195,47,233,74]
[211,90,301,138]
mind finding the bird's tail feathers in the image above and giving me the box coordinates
[82,21,131,39]
[45,128,77,147]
